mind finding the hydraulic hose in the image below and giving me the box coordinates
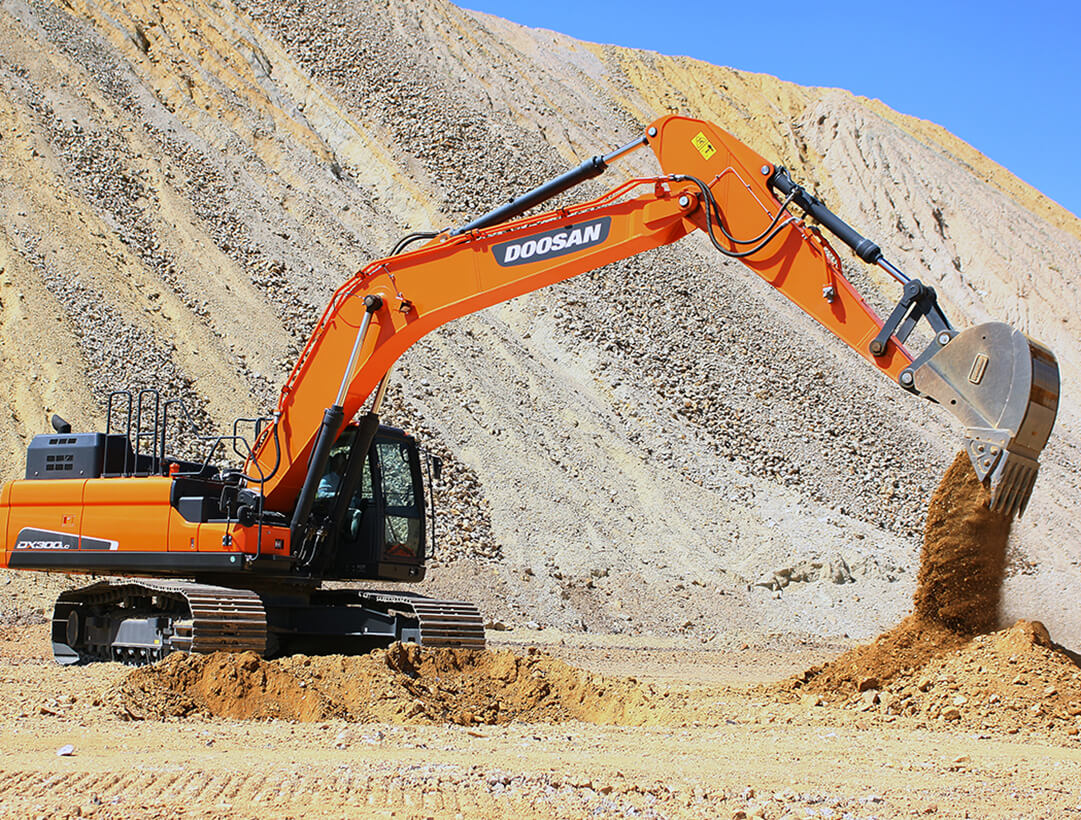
[672,174,797,259]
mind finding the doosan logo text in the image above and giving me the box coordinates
[493,218,611,266]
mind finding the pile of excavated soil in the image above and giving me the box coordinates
[784,452,1081,736]
[778,453,1081,737]
[864,620,1081,737]
[113,643,662,726]
[791,614,969,695]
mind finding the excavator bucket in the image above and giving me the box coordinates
[908,322,1059,518]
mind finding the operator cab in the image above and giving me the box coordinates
[310,424,428,583]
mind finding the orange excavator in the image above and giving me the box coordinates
[0,116,1060,664]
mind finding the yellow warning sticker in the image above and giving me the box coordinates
[692,131,716,160]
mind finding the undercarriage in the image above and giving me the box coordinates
[51,579,485,665]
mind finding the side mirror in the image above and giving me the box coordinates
[431,455,443,481]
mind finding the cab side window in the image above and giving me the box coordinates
[377,440,421,558]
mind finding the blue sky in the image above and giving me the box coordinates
[462,1,1081,219]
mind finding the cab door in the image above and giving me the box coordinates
[373,434,424,564]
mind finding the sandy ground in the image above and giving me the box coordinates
[2,624,1081,820]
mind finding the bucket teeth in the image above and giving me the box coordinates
[987,449,1039,518]
[965,438,1038,517]
[911,321,1059,519]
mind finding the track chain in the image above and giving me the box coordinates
[53,580,484,664]
[54,579,267,661]
[139,580,268,655]
[362,592,486,650]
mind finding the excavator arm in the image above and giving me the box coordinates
[252,115,1059,534]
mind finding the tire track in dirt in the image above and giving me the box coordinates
[0,767,661,817]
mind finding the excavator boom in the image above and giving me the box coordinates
[252,115,1058,521]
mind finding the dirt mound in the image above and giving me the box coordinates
[835,620,1081,737]
[773,452,1081,740]
[793,451,1016,695]
[794,614,968,695]
[114,650,323,722]
[113,643,662,725]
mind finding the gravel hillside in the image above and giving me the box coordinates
[0,0,1078,643]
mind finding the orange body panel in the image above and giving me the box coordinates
[81,477,171,553]
[196,520,227,553]
[225,523,290,558]
[168,511,201,553]
[0,473,291,572]
[5,478,87,565]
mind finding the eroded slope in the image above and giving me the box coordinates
[0,0,1077,640]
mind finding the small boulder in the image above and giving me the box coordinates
[829,557,853,584]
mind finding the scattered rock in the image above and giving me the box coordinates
[829,558,854,585]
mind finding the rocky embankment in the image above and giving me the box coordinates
[0,0,1077,641]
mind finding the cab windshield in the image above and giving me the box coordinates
[313,427,423,561]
